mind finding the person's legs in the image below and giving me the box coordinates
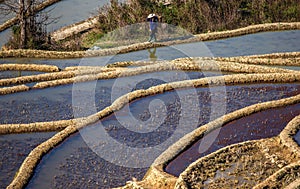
[149,30,154,42]
[149,30,157,42]
[148,34,152,42]
[153,32,157,42]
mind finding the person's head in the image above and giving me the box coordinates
[147,13,158,22]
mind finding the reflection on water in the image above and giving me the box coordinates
[0,70,47,79]
[148,47,157,63]
[0,29,11,49]
[0,70,21,79]
[0,29,300,188]
[43,0,109,32]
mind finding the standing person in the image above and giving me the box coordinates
[147,14,158,42]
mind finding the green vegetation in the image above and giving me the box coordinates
[3,0,299,50]
[65,0,300,49]
[81,31,104,48]
[95,0,300,35]
[72,0,299,49]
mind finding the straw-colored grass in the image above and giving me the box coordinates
[0,85,29,95]
[0,64,60,72]
[116,94,300,189]
[174,114,300,189]
[1,56,297,93]
[251,116,300,188]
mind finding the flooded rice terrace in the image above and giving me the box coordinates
[24,83,300,188]
[0,10,300,188]
[1,76,300,188]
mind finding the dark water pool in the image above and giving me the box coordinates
[165,103,300,176]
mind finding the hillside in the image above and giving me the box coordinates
[58,0,300,50]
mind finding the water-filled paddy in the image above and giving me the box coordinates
[25,132,147,189]
[24,83,299,188]
[0,71,46,80]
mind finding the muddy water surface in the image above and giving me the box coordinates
[0,133,55,188]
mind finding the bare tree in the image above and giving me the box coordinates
[0,0,55,49]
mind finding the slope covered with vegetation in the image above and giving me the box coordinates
[76,0,299,49]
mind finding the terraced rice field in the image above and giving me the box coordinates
[0,29,300,189]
